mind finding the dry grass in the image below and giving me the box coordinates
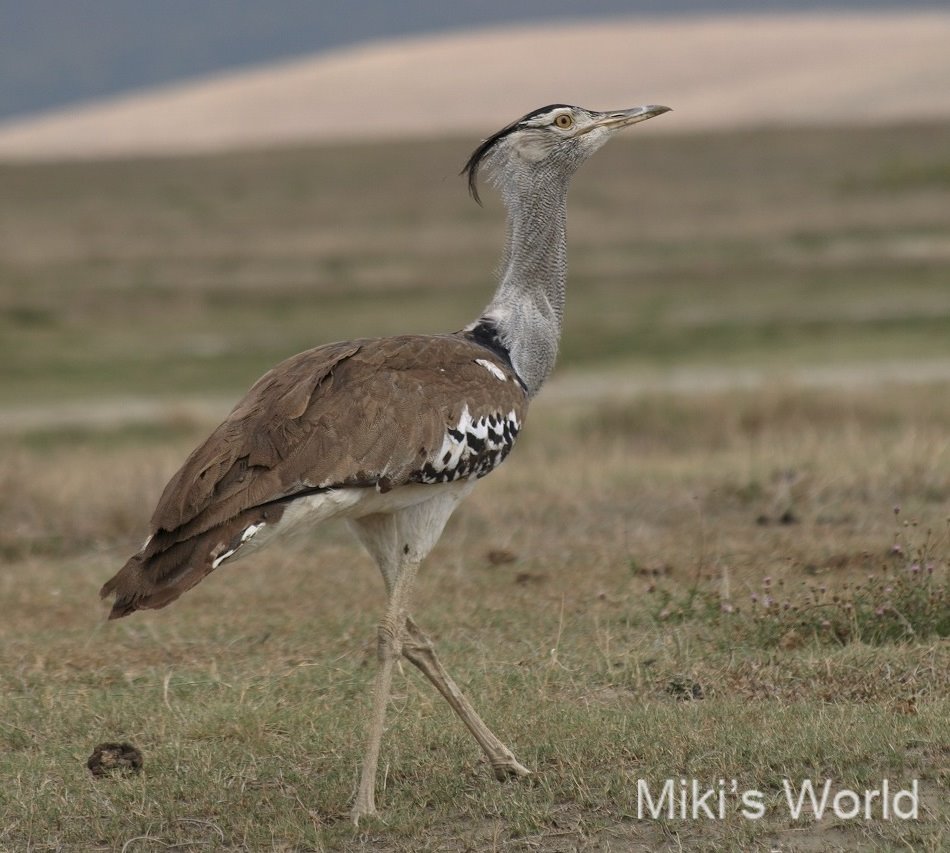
[1,123,949,850]
[2,385,948,851]
[3,122,950,406]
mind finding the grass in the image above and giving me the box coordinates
[2,122,950,404]
[2,386,949,851]
[1,122,950,850]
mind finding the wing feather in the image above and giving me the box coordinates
[101,333,527,617]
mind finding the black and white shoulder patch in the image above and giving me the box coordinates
[413,405,521,485]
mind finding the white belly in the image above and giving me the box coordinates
[229,480,476,563]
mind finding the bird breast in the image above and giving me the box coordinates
[414,404,521,485]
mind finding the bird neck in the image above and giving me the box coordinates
[478,172,569,397]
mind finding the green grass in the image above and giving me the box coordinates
[1,123,950,850]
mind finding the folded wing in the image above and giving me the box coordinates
[101,333,526,617]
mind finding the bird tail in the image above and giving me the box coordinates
[101,503,286,619]
[100,537,209,619]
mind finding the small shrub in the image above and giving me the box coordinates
[642,511,948,648]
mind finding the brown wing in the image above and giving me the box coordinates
[101,333,527,617]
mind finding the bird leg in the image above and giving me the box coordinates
[351,559,420,825]
[402,616,531,781]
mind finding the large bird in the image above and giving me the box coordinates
[101,102,670,822]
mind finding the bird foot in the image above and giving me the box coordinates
[491,756,532,782]
[350,797,378,826]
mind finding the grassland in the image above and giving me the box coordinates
[1,123,949,851]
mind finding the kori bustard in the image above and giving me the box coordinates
[101,102,670,822]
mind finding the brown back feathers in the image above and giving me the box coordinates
[101,333,527,618]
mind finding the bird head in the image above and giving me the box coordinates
[463,103,671,204]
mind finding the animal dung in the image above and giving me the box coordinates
[87,742,143,778]
[666,677,705,701]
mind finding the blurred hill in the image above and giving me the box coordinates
[0,1,940,122]
[0,11,948,160]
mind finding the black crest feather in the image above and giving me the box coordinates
[461,104,573,206]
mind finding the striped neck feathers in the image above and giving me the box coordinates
[478,164,571,397]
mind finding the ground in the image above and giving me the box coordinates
[1,123,948,851]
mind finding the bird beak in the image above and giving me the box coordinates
[592,105,672,130]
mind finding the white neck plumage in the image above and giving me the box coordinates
[474,164,571,398]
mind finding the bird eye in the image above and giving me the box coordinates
[554,114,574,129]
